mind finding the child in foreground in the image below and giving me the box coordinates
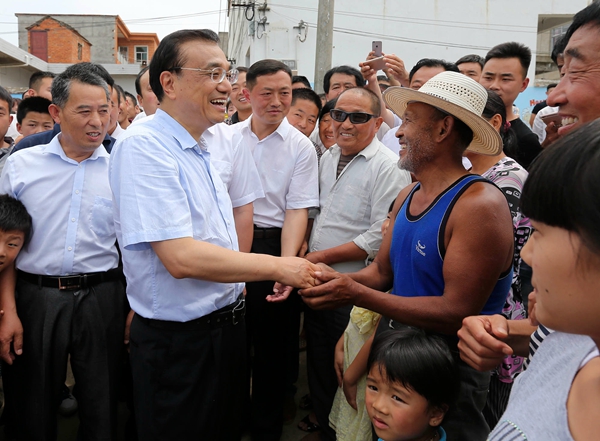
[365,329,460,441]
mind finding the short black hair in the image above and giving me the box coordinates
[319,97,338,121]
[236,66,248,74]
[28,71,55,91]
[292,75,312,89]
[337,87,381,117]
[482,90,517,158]
[0,194,32,242]
[246,59,292,90]
[484,42,532,79]
[367,329,460,412]
[292,88,322,113]
[546,83,558,91]
[521,119,600,257]
[114,84,124,106]
[551,35,568,66]
[124,91,137,107]
[455,54,485,69]
[408,59,459,83]
[51,63,110,108]
[323,66,365,94]
[16,96,52,124]
[150,29,220,101]
[377,75,390,83]
[0,86,12,112]
[562,1,600,50]
[135,66,150,96]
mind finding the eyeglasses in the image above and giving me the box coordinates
[330,109,377,124]
[174,67,239,84]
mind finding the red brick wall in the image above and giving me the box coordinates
[28,18,91,63]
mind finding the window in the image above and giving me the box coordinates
[118,46,129,64]
[550,24,570,51]
[135,46,148,63]
[78,43,83,60]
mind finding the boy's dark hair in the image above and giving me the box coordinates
[124,91,137,107]
[367,329,460,411]
[150,29,220,101]
[236,66,248,74]
[409,59,459,83]
[319,97,338,121]
[135,66,150,96]
[292,75,312,89]
[484,42,532,79]
[377,75,390,83]
[551,35,568,66]
[0,86,13,112]
[292,88,322,113]
[246,59,292,90]
[323,66,365,94]
[0,195,32,242]
[562,1,600,52]
[16,96,52,124]
[546,83,558,91]
[455,54,485,69]
[522,118,600,257]
[28,71,55,90]
[482,90,517,158]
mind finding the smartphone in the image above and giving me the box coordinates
[540,112,562,126]
[372,41,383,57]
[364,56,386,72]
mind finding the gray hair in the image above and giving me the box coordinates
[51,64,110,108]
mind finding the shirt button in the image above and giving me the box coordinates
[67,246,73,251]
[71,218,76,222]
[75,190,80,194]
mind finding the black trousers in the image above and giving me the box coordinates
[129,308,247,441]
[3,278,126,441]
[246,234,299,441]
[304,304,353,441]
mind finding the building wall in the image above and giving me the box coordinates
[28,18,91,64]
[116,38,158,64]
[18,15,117,63]
[228,0,590,91]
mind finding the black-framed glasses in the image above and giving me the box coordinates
[330,109,377,124]
[173,67,239,84]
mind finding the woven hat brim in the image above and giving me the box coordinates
[383,87,503,156]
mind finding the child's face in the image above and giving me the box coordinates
[365,364,443,441]
[17,111,54,138]
[287,99,319,137]
[0,99,12,142]
[0,230,26,270]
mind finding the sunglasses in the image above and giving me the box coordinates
[330,109,377,124]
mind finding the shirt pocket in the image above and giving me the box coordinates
[89,196,115,238]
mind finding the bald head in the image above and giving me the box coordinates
[338,87,381,117]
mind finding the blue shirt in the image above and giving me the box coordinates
[109,109,242,322]
[1,134,119,275]
[13,123,115,154]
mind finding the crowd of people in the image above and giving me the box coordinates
[0,2,599,440]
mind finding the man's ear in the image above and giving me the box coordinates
[160,71,177,100]
[437,115,453,141]
[242,88,251,103]
[48,104,61,124]
[520,77,530,93]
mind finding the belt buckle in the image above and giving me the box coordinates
[232,298,246,325]
[57,276,80,291]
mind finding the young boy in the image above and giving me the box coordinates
[13,96,54,145]
[287,87,322,138]
[0,86,15,175]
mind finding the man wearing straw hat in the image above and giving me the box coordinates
[300,71,514,440]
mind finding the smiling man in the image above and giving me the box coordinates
[226,66,252,124]
[0,64,125,440]
[110,32,318,441]
[232,58,319,440]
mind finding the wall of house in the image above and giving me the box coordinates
[228,0,589,91]
[19,15,117,63]
[28,18,91,63]
[116,38,158,64]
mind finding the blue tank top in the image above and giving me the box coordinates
[389,174,512,316]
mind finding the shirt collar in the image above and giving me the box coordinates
[153,109,202,151]
[330,135,380,161]
[241,115,290,141]
[45,133,109,163]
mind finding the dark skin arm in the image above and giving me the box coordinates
[301,182,514,335]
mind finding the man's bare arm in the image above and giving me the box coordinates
[305,242,367,266]
[232,202,254,253]
[281,208,308,257]
[0,263,23,364]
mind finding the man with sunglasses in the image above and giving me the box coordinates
[109,31,320,440]
[300,87,410,440]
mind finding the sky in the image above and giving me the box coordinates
[0,0,229,47]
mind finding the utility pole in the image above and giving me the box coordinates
[313,0,334,94]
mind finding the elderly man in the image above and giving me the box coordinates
[300,71,514,440]
[458,0,600,379]
[300,87,410,440]
[109,30,318,440]
[0,64,125,440]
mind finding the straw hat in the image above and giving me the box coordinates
[383,71,502,156]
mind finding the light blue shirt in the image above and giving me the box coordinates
[0,134,119,275]
[109,109,242,322]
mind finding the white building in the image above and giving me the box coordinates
[227,0,590,90]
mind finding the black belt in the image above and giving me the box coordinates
[253,227,282,240]
[18,268,122,291]
[136,295,246,332]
